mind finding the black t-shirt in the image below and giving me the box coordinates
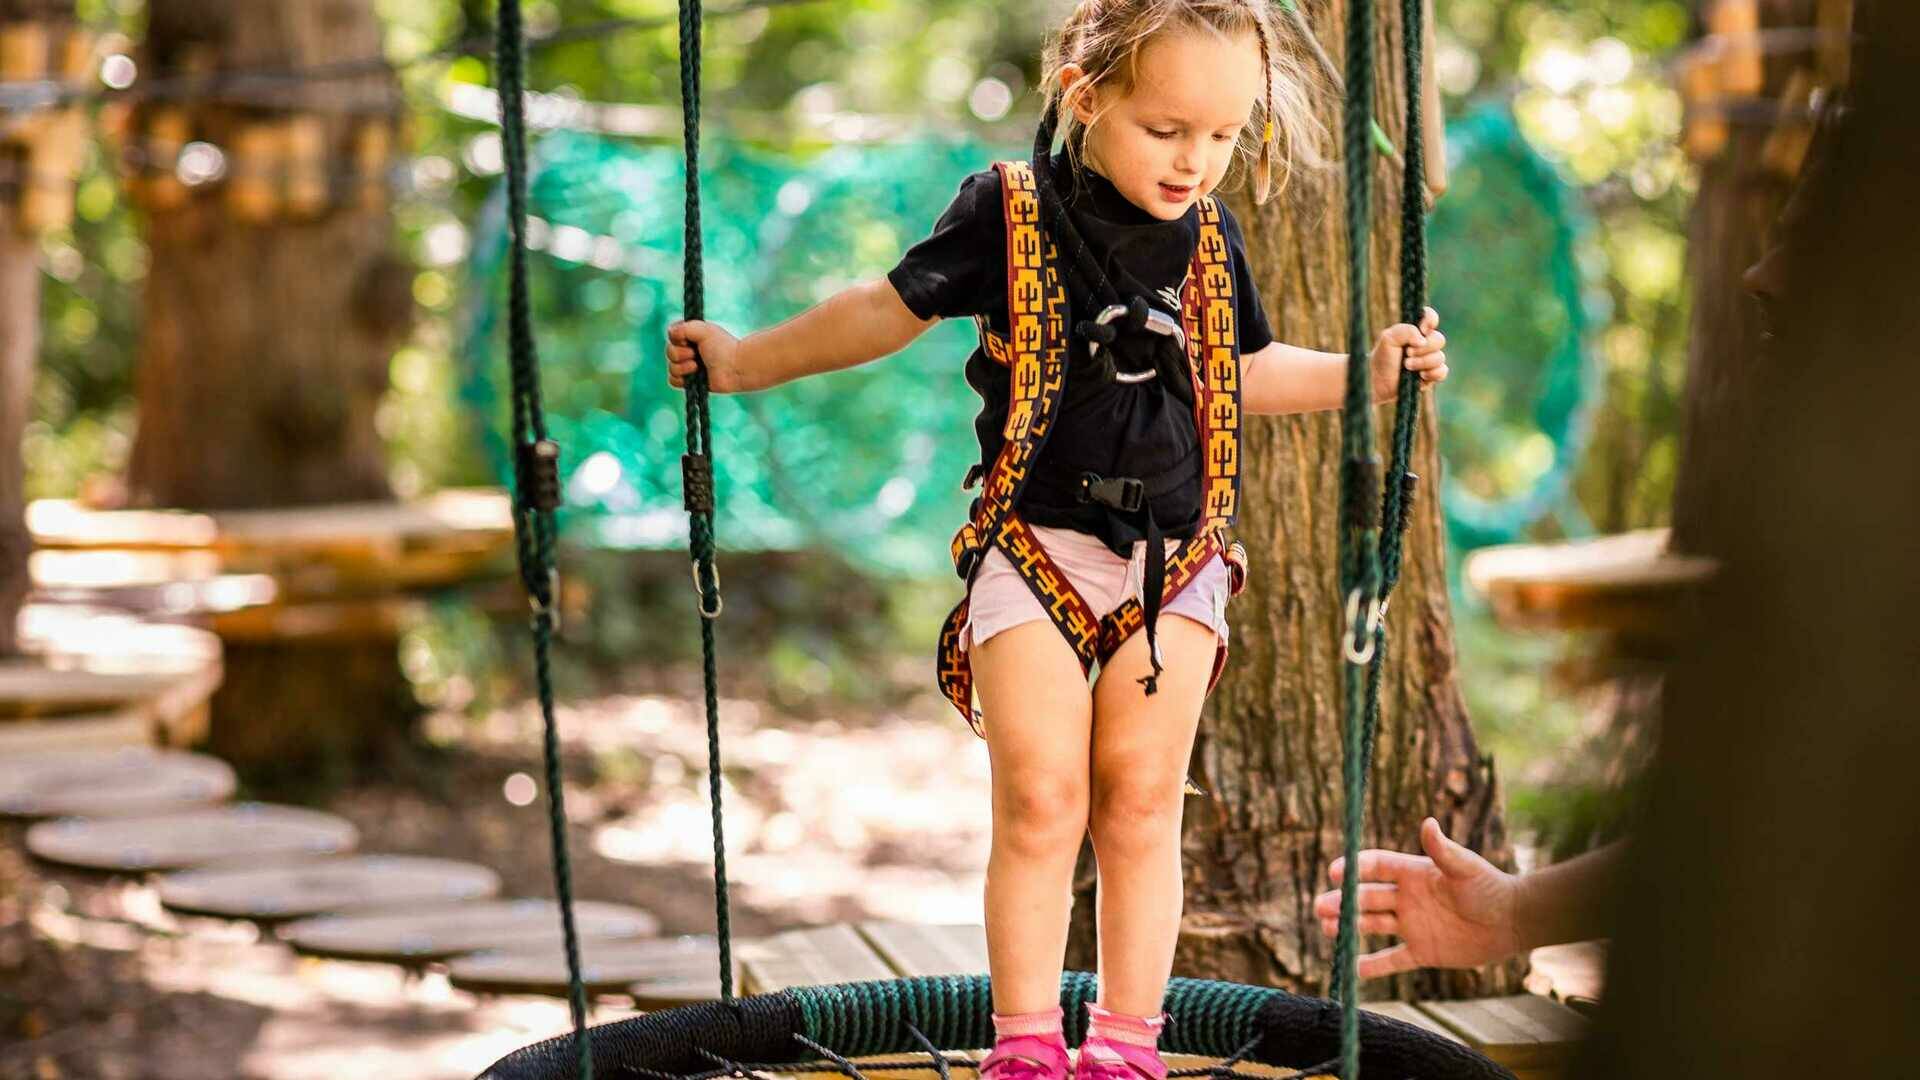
[887,152,1274,556]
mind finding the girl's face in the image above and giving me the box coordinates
[1064,26,1265,222]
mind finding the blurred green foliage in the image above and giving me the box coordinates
[21,0,1696,845]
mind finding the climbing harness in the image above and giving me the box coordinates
[934,132,1249,732]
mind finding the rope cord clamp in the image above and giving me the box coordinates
[1343,587,1384,665]
[691,559,723,620]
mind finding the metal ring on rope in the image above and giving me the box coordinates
[690,560,724,619]
[1342,587,1385,665]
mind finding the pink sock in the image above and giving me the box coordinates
[992,1004,1066,1040]
[1084,1002,1166,1049]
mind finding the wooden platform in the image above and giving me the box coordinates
[1418,994,1590,1078]
[157,855,502,922]
[29,548,277,619]
[26,488,516,598]
[0,605,223,753]
[738,923,900,994]
[25,803,358,873]
[1465,529,1717,641]
[0,748,236,819]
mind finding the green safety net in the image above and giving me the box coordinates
[1427,103,1604,551]
[458,104,1597,572]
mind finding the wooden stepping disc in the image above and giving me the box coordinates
[158,855,502,922]
[281,899,660,963]
[856,921,988,977]
[0,748,236,818]
[448,934,725,998]
[627,973,730,1011]
[25,803,358,873]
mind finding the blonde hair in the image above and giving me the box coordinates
[1040,0,1329,204]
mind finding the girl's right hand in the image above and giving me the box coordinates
[666,320,753,393]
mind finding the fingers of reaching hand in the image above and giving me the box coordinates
[1420,816,1488,879]
[1330,848,1432,886]
[1312,881,1400,921]
[1319,912,1400,938]
[1356,943,1419,980]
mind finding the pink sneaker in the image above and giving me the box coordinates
[1073,1032,1168,1080]
[980,1033,1073,1080]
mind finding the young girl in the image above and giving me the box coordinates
[666,3,1448,1079]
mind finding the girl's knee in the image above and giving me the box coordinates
[993,774,1090,853]
[1089,773,1185,849]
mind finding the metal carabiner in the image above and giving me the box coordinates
[1342,586,1385,665]
[691,559,723,620]
[1086,302,1186,384]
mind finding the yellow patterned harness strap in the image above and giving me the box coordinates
[936,162,1248,737]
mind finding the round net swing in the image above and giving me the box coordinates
[480,971,1511,1079]
[476,0,1522,1077]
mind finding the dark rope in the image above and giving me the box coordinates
[1358,0,1432,787]
[1331,0,1432,1078]
[496,1,593,1077]
[676,0,738,1002]
[1331,0,1382,1067]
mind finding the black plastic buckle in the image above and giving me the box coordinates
[1079,472,1145,513]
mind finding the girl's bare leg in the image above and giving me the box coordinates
[973,619,1097,1015]
[1086,615,1217,1016]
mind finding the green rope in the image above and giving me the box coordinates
[676,0,738,1002]
[1333,0,1432,1076]
[1332,0,1382,1062]
[495,2,593,1077]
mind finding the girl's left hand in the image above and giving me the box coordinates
[1370,307,1448,402]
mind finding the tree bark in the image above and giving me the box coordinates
[1667,0,1821,557]
[0,207,35,657]
[1065,0,1518,1000]
[126,0,415,770]
[0,0,77,655]
[127,0,403,510]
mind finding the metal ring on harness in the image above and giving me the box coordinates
[1087,302,1186,383]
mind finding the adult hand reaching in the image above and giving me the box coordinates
[1313,817,1522,979]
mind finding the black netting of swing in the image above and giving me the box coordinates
[479,973,1513,1080]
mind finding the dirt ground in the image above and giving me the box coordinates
[0,686,993,1079]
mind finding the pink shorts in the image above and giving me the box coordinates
[961,523,1232,656]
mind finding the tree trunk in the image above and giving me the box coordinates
[1065,0,1518,1000]
[0,207,34,657]
[1668,0,1822,557]
[127,0,403,509]
[0,0,77,655]
[127,0,416,771]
